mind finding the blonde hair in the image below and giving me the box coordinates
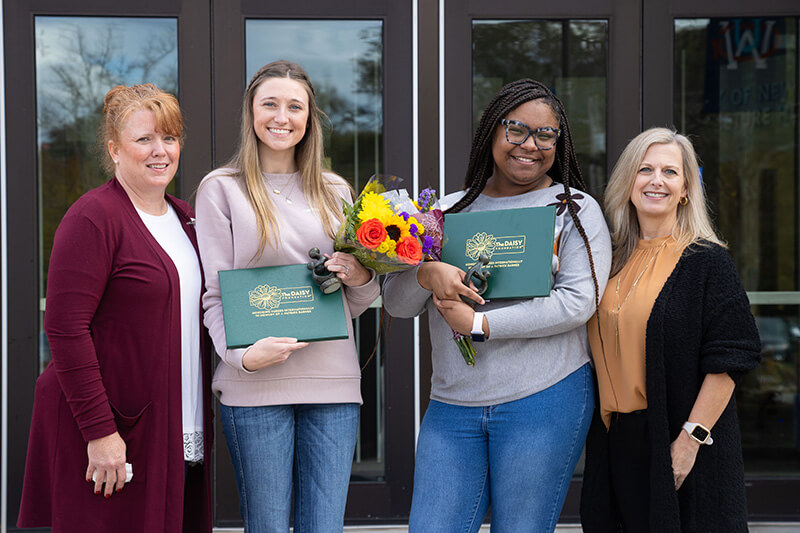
[604,127,725,276]
[223,60,346,259]
[100,83,183,174]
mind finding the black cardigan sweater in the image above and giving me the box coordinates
[581,242,761,532]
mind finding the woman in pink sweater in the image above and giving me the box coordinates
[195,61,379,532]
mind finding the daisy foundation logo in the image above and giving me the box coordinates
[249,284,314,312]
[465,232,526,260]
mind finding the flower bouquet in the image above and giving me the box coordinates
[334,175,440,274]
[334,175,477,366]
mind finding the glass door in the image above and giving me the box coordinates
[35,16,180,373]
[444,0,642,202]
[4,0,212,528]
[644,0,800,520]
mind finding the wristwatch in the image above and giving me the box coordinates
[471,311,486,342]
[682,421,713,445]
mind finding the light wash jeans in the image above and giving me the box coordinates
[409,363,594,533]
[219,403,359,533]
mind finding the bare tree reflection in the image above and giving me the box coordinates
[36,19,178,282]
[317,25,383,187]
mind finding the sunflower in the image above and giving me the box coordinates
[384,213,412,241]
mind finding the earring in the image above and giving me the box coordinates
[114,160,119,165]
[679,196,689,206]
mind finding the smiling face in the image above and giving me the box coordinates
[630,142,687,237]
[488,99,558,196]
[108,108,180,194]
[251,76,310,164]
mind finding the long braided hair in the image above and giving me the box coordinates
[447,78,601,310]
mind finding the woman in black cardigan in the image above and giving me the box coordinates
[581,128,761,532]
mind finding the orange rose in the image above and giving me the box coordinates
[356,218,388,250]
[396,236,423,265]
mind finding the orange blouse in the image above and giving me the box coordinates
[588,235,685,428]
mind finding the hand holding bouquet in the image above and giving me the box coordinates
[334,175,441,274]
[335,175,476,366]
[410,188,478,366]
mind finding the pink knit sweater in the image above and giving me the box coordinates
[195,168,379,406]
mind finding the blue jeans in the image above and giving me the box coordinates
[219,403,359,533]
[409,363,594,533]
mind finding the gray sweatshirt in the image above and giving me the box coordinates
[382,185,611,406]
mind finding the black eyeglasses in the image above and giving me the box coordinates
[500,119,560,150]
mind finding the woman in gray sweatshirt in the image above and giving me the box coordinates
[383,79,611,532]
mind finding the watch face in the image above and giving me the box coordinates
[691,426,709,442]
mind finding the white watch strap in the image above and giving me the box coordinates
[472,311,485,335]
[682,421,713,445]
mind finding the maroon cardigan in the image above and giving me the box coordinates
[18,178,213,532]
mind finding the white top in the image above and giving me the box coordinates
[137,204,204,462]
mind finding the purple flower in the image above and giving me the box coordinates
[417,187,437,211]
[409,224,418,236]
[422,235,433,254]
[400,211,410,221]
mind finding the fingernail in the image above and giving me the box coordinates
[105,494,111,499]
[116,488,122,493]
[94,490,100,495]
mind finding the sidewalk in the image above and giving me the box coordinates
[215,523,800,532]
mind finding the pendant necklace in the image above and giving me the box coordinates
[612,238,670,357]
[264,173,299,205]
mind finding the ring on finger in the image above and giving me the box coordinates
[345,266,350,275]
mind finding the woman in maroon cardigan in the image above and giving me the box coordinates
[17,84,213,532]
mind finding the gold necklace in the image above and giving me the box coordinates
[264,173,299,205]
[611,239,669,365]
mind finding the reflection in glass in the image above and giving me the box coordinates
[674,18,798,293]
[472,20,608,195]
[245,19,385,482]
[674,18,800,475]
[245,20,383,193]
[35,17,179,373]
[738,307,800,475]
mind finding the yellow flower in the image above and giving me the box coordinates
[385,214,412,239]
[377,238,397,255]
[358,192,394,223]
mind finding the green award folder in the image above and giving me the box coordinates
[441,206,556,300]
[218,264,348,348]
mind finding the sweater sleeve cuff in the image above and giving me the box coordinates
[345,269,379,298]
[381,265,433,318]
[350,268,376,289]
[402,265,434,303]
[81,418,119,443]
[226,346,258,374]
